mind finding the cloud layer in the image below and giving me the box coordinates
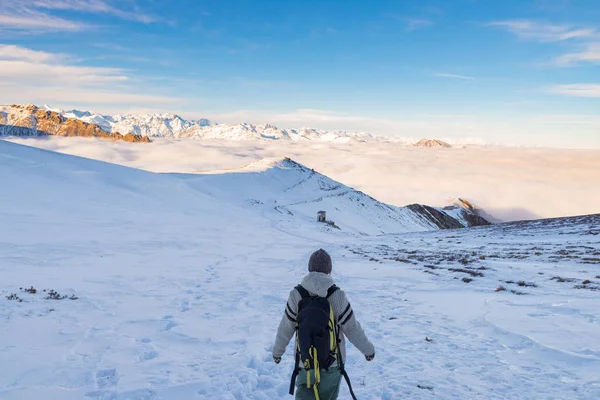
[5,136,600,222]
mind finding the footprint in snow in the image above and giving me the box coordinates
[95,368,119,389]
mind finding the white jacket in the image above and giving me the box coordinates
[273,272,375,364]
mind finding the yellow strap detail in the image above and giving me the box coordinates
[313,384,320,400]
[307,369,311,388]
[329,306,337,352]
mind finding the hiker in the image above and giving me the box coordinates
[273,249,375,400]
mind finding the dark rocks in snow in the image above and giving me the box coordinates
[6,294,22,302]
[448,268,484,277]
[407,203,491,229]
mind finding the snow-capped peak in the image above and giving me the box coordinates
[40,105,376,142]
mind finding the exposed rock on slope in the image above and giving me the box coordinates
[0,104,150,143]
[406,204,466,229]
[414,139,452,148]
[446,197,499,224]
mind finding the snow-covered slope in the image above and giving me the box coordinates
[1,139,598,400]
[182,157,489,235]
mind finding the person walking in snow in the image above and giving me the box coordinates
[273,249,375,400]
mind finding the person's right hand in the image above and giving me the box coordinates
[365,353,375,361]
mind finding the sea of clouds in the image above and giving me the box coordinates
[6,136,599,222]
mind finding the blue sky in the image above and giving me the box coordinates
[1,0,599,148]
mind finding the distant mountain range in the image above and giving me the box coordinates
[40,105,378,142]
[0,104,150,142]
[1,103,473,146]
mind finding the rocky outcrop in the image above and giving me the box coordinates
[406,204,465,229]
[0,104,150,143]
[446,197,498,225]
[407,203,491,229]
[414,139,452,148]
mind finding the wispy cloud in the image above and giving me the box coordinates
[554,43,600,65]
[488,20,596,42]
[534,114,600,125]
[33,0,157,23]
[0,44,187,106]
[0,84,180,105]
[0,7,87,32]
[405,18,433,32]
[0,44,65,62]
[387,14,434,32]
[0,0,155,33]
[0,44,126,85]
[433,73,476,80]
[488,19,600,68]
[547,84,600,98]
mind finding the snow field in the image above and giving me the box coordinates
[1,139,599,399]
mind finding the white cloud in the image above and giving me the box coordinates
[0,0,155,33]
[0,44,126,85]
[0,9,86,31]
[405,18,433,32]
[0,44,187,107]
[0,84,180,105]
[548,84,600,98]
[0,44,64,62]
[534,114,600,125]
[32,0,156,23]
[554,43,600,65]
[488,20,596,42]
[0,60,128,85]
[387,14,434,32]
[433,73,476,80]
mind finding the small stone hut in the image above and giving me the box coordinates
[317,211,327,222]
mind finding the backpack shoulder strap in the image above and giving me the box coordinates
[326,285,339,298]
[295,285,310,299]
[296,284,338,299]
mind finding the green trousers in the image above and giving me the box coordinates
[295,367,342,400]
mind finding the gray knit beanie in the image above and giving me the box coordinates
[308,249,332,274]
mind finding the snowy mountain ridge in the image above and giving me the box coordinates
[182,156,491,235]
[39,105,380,142]
[0,104,150,142]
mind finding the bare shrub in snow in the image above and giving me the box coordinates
[6,294,22,302]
